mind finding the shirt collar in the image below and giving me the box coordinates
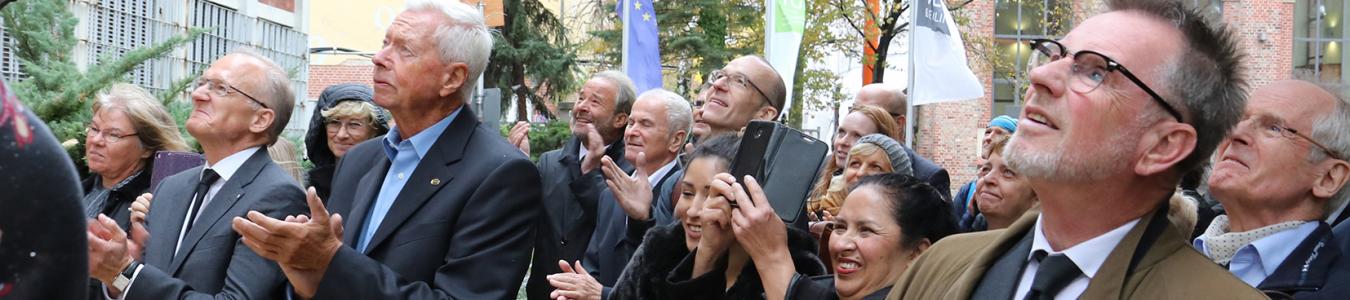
[204,147,260,183]
[383,107,462,161]
[646,158,678,186]
[1194,221,1320,273]
[1028,215,1141,279]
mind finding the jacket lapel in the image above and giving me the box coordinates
[145,166,202,268]
[167,150,271,273]
[949,208,1041,299]
[1081,203,1173,300]
[343,157,390,244]
[361,108,475,254]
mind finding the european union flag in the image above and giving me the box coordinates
[618,0,662,93]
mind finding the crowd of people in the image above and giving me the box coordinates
[3,0,1350,299]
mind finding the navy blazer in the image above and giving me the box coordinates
[131,149,307,299]
[318,107,542,300]
[585,160,683,292]
[1263,221,1349,299]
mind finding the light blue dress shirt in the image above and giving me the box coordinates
[1194,221,1320,287]
[356,108,461,252]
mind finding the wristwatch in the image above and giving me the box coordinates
[111,261,141,291]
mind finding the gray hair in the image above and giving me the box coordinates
[405,0,494,102]
[93,83,191,153]
[1108,0,1248,173]
[229,48,295,146]
[639,89,692,138]
[593,70,637,116]
[1309,83,1350,216]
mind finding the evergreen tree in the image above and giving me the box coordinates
[2,0,203,169]
[487,0,579,121]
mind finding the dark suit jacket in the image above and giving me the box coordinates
[318,107,543,300]
[1258,222,1342,299]
[128,149,307,299]
[904,147,950,201]
[526,137,631,300]
[887,205,1265,300]
[584,160,682,292]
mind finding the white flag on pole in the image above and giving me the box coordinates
[765,0,805,116]
[909,0,983,105]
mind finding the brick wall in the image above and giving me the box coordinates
[1224,0,1295,88]
[259,0,296,12]
[307,64,375,99]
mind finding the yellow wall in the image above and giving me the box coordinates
[307,0,404,65]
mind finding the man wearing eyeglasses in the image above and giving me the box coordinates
[85,50,307,300]
[854,83,951,201]
[887,1,1265,299]
[1193,79,1350,297]
[701,55,786,136]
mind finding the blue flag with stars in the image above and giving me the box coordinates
[618,0,662,92]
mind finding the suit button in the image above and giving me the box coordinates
[560,239,567,246]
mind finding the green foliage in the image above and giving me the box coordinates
[487,0,580,121]
[499,120,571,161]
[2,0,203,170]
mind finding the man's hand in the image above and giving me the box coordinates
[601,153,653,221]
[232,187,344,298]
[509,121,531,155]
[87,214,132,286]
[547,260,601,300]
[129,193,152,225]
[579,123,606,174]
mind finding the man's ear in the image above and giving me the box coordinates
[611,113,630,132]
[1135,123,1197,176]
[251,108,276,136]
[1313,160,1350,199]
[438,62,469,98]
[754,105,779,121]
[668,130,688,154]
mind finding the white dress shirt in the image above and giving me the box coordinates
[1013,216,1140,300]
[1194,221,1319,287]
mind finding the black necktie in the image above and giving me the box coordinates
[1024,250,1081,300]
[185,169,221,235]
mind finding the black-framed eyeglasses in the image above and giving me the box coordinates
[709,70,772,109]
[195,78,269,109]
[86,125,139,144]
[1026,39,1184,122]
[1240,114,1344,161]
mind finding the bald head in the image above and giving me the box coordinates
[855,83,907,137]
[702,55,785,134]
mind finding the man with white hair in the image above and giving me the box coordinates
[231,1,542,299]
[572,89,691,297]
[1195,79,1350,296]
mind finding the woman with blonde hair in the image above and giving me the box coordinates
[808,105,901,217]
[304,84,388,200]
[81,83,190,231]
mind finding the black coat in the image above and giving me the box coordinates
[81,168,151,231]
[1260,222,1345,299]
[785,274,892,300]
[526,137,631,300]
[0,88,88,300]
[609,222,826,300]
[905,147,951,201]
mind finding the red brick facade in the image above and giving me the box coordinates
[307,64,375,99]
[917,0,1298,191]
[259,0,295,12]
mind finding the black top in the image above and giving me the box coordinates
[81,168,151,232]
[785,274,892,300]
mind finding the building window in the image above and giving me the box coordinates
[992,0,1070,118]
[1296,0,1348,82]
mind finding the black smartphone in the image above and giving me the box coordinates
[729,121,828,223]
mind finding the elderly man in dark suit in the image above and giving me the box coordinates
[85,50,306,299]
[853,83,951,201]
[523,70,636,300]
[231,1,542,299]
[1195,79,1350,297]
[888,1,1265,299]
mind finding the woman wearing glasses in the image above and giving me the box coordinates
[304,83,389,200]
[82,83,191,231]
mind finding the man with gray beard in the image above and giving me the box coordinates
[887,1,1264,299]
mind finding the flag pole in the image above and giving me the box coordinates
[904,1,918,148]
[621,0,631,76]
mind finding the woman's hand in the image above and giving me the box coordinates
[730,176,794,300]
[548,260,602,300]
[693,174,739,276]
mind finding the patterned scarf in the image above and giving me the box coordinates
[1197,215,1308,265]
